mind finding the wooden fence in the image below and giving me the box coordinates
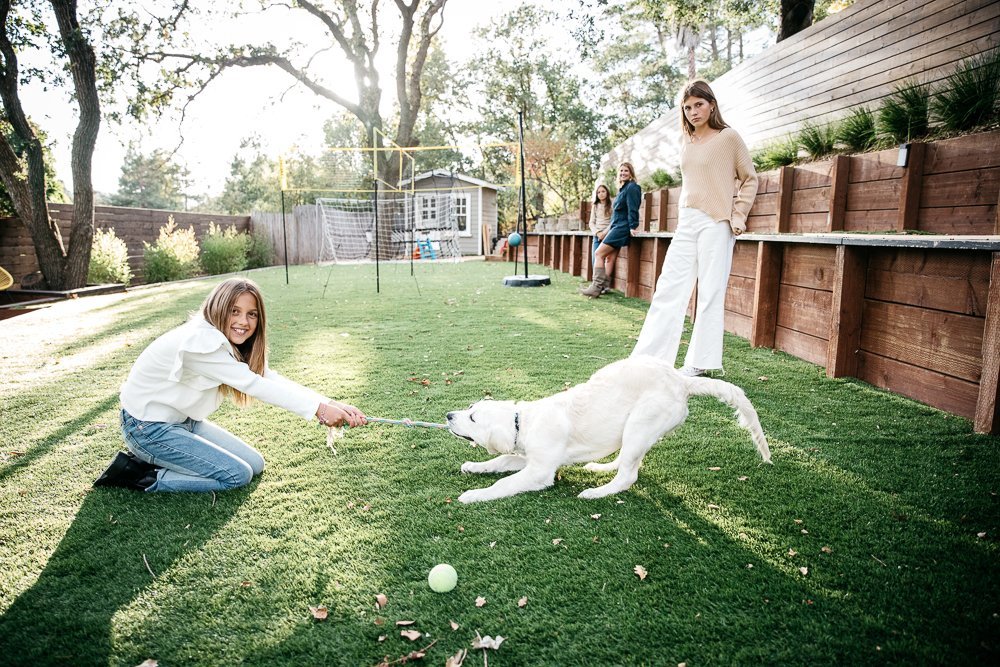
[0,204,250,286]
[251,206,325,266]
[517,130,1000,434]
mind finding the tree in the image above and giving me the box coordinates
[777,0,815,41]
[138,0,449,187]
[0,0,100,289]
[0,119,67,216]
[110,144,192,211]
[464,5,608,227]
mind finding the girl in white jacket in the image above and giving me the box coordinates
[94,278,366,492]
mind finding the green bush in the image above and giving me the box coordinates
[753,137,799,171]
[797,121,838,159]
[837,106,879,153]
[246,230,275,269]
[931,47,1000,132]
[649,168,681,188]
[87,228,132,285]
[878,81,930,143]
[143,217,200,284]
[200,222,249,275]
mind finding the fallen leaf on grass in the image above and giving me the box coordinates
[450,620,460,631]
[707,466,721,471]
[518,596,528,608]
[135,660,158,667]
[395,620,415,626]
[634,565,648,581]
[707,503,720,510]
[400,630,422,641]
[375,594,388,608]
[309,605,328,621]
[552,538,563,545]
[475,596,487,607]
[489,541,497,548]
[799,567,809,576]
[471,633,505,650]
[794,519,803,524]
[738,476,749,481]
[446,648,468,666]
[788,549,798,557]
[821,546,833,554]
[591,513,601,520]
[374,618,385,626]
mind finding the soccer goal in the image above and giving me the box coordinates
[316,191,462,263]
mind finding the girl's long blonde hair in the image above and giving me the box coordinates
[201,278,268,406]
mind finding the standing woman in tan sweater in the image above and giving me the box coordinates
[632,80,757,375]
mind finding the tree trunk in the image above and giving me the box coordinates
[0,0,66,288]
[777,0,815,42]
[52,0,101,289]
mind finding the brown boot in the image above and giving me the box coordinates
[580,267,606,297]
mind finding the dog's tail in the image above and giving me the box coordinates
[684,376,772,463]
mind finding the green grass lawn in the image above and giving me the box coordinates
[1,261,998,666]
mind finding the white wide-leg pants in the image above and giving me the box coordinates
[632,207,736,370]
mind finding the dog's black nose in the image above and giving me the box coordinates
[446,412,455,420]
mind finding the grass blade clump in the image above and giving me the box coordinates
[931,47,1000,132]
[837,106,879,153]
[878,80,930,143]
[797,121,839,159]
[753,136,799,171]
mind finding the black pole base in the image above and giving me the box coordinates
[502,274,551,287]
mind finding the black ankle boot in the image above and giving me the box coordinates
[94,451,160,491]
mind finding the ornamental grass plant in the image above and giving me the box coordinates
[1,263,997,666]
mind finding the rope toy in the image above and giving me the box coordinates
[325,416,448,454]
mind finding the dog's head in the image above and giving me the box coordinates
[446,399,519,455]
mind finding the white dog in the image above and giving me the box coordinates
[446,355,771,503]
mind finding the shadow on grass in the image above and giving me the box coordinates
[0,393,120,486]
[0,487,248,667]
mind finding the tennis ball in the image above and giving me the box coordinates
[427,563,458,593]
[508,232,522,247]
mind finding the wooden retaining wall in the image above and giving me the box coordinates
[520,131,1000,434]
[0,205,250,286]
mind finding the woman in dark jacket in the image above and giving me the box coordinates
[580,161,641,298]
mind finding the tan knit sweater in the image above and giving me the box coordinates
[678,127,758,227]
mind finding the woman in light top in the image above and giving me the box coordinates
[94,277,366,492]
[632,80,757,376]
[580,163,641,297]
[584,183,613,288]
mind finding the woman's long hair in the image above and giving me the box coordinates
[680,80,730,137]
[593,183,612,216]
[201,278,268,406]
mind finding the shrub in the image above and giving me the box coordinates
[143,217,200,284]
[837,106,879,153]
[797,121,838,159]
[878,81,929,143]
[931,47,1000,132]
[246,230,275,269]
[753,137,799,171]
[87,228,132,285]
[200,222,249,275]
[649,168,681,188]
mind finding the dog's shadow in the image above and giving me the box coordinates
[0,486,247,666]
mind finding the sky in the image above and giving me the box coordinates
[23,0,541,199]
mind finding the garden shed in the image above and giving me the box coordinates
[399,170,500,256]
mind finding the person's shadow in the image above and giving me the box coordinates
[0,486,246,666]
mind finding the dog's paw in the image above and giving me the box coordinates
[578,486,615,500]
[584,461,617,473]
[460,461,480,474]
[458,489,489,504]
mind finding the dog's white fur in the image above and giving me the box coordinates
[446,355,771,503]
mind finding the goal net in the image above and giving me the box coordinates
[316,192,462,263]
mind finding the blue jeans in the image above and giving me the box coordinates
[120,409,265,493]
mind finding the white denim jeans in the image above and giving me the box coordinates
[632,207,736,370]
